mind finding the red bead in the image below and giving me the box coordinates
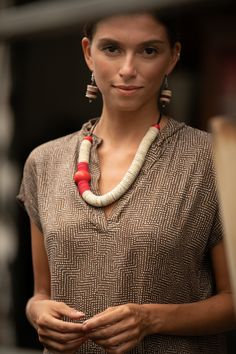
[152,123,160,130]
[83,136,93,142]
[74,170,91,183]
[77,162,89,171]
[78,180,90,194]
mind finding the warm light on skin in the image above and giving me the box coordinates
[82,13,181,115]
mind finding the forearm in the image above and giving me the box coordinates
[142,293,236,336]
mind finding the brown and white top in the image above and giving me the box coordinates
[17,118,227,353]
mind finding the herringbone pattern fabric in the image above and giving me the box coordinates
[18,118,227,353]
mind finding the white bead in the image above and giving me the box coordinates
[79,139,92,163]
[78,126,159,207]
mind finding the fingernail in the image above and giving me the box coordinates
[76,311,85,316]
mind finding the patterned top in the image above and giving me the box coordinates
[17,118,227,353]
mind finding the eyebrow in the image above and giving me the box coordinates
[97,38,165,46]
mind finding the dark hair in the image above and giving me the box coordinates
[83,12,180,48]
[155,14,180,47]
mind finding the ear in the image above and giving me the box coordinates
[166,42,181,75]
[81,37,94,71]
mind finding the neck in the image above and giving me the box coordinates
[94,105,166,147]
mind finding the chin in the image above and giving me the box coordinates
[114,98,145,111]
[116,104,142,112]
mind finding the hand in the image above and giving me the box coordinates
[82,303,148,354]
[28,299,87,353]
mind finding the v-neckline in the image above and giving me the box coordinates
[89,144,130,224]
[78,117,186,226]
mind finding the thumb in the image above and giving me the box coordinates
[54,302,85,320]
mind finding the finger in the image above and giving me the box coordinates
[38,326,86,343]
[43,340,86,354]
[42,336,86,353]
[83,306,127,331]
[52,302,85,321]
[87,319,131,340]
[105,339,136,354]
[94,326,138,348]
[38,315,86,334]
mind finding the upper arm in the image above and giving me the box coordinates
[211,240,232,294]
[30,220,51,297]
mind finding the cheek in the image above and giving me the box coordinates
[143,64,166,92]
[147,56,170,76]
[93,59,114,92]
[147,54,173,84]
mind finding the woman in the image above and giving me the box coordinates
[17,11,235,354]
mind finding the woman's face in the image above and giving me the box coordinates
[82,13,180,112]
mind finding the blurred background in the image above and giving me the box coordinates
[0,0,236,353]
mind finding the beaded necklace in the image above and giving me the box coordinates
[74,119,161,207]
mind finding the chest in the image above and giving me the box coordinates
[39,138,216,264]
[41,156,214,259]
[96,147,136,217]
[97,147,136,194]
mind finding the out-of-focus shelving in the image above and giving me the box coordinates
[0,0,226,41]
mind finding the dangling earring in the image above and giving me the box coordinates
[85,72,99,102]
[159,75,172,114]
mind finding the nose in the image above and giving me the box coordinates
[118,53,137,79]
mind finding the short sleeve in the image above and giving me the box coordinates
[17,150,42,232]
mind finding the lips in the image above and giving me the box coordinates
[112,85,143,97]
[113,85,142,90]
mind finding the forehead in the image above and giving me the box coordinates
[93,13,168,42]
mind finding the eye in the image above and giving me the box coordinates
[143,47,158,57]
[102,45,120,56]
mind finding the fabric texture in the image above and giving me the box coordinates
[17,118,226,353]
